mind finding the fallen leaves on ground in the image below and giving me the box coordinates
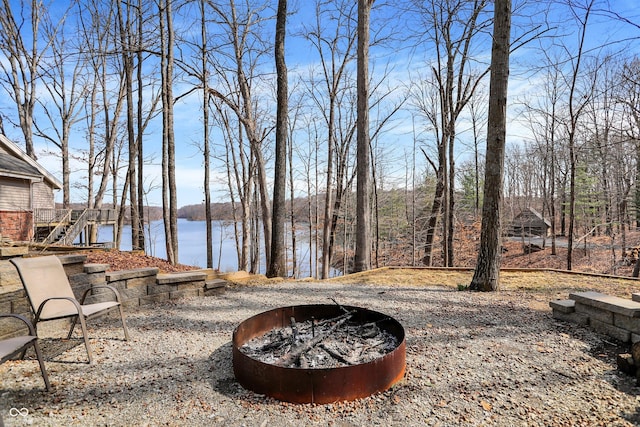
[84,250,199,273]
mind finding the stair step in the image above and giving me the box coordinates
[549,299,575,313]
[205,279,227,290]
[204,279,227,296]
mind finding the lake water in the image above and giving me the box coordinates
[99,218,332,277]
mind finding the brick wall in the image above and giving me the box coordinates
[0,211,33,241]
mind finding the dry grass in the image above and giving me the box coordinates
[316,267,640,313]
[324,267,637,293]
[227,266,640,294]
[223,266,640,316]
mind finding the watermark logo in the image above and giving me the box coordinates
[9,408,28,417]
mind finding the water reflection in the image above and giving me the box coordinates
[98,218,337,277]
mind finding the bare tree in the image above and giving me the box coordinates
[408,0,491,267]
[618,58,640,229]
[116,0,143,250]
[465,90,487,218]
[35,11,88,208]
[286,95,305,278]
[77,1,126,243]
[267,0,288,278]
[302,0,358,278]
[0,0,65,157]
[176,0,215,267]
[294,114,322,277]
[135,0,147,254]
[519,47,566,256]
[159,0,179,264]
[213,100,253,272]
[469,0,511,291]
[354,0,372,272]
[562,0,596,270]
[207,0,274,271]
[200,0,213,268]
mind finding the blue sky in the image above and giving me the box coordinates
[1,0,640,208]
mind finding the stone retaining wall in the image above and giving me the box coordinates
[550,291,640,344]
[0,254,226,339]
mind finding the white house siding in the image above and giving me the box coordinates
[32,181,54,209]
[0,177,30,210]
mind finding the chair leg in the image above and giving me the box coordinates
[21,321,38,360]
[76,315,94,364]
[67,315,79,340]
[118,305,130,341]
[32,341,51,391]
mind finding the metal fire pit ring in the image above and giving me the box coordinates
[232,304,406,404]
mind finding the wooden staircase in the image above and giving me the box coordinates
[42,209,89,245]
[34,208,116,246]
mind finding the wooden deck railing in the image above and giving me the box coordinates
[34,208,117,225]
[34,208,117,245]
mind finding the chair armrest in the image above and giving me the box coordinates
[0,314,37,336]
[35,297,83,323]
[80,284,123,304]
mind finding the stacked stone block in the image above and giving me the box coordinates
[0,254,227,339]
[106,267,160,308]
[550,291,640,343]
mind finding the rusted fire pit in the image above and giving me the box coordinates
[232,304,406,404]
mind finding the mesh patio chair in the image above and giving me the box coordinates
[10,255,130,364]
[0,314,51,391]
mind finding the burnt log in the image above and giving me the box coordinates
[320,343,355,366]
[276,312,354,367]
[240,309,399,369]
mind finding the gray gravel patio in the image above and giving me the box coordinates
[1,280,639,426]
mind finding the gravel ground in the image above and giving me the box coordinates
[1,280,639,426]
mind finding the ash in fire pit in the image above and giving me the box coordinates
[239,310,399,369]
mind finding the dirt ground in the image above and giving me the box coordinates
[2,275,640,426]
[3,239,640,425]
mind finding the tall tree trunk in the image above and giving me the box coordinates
[549,74,558,256]
[117,0,140,250]
[447,130,455,266]
[470,0,511,292]
[253,147,272,270]
[87,85,97,240]
[200,0,213,269]
[136,0,145,251]
[637,137,640,228]
[160,0,178,264]
[288,125,298,278]
[422,163,445,266]
[267,0,288,278]
[354,0,372,273]
[167,0,178,265]
[566,1,593,271]
[321,107,335,279]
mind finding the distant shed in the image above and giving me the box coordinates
[510,207,551,237]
